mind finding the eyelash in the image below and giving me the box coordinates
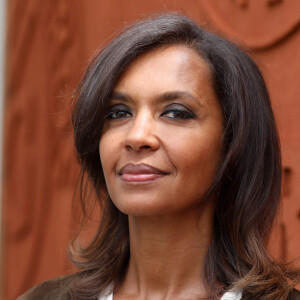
[161,108,195,120]
[106,108,132,119]
[106,105,195,120]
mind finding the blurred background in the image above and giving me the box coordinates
[0,0,299,299]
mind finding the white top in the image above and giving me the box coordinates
[99,289,243,300]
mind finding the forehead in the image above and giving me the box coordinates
[114,45,213,92]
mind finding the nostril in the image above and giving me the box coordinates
[123,121,159,151]
[125,144,152,151]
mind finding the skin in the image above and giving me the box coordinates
[99,45,223,300]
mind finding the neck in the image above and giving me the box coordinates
[119,201,214,300]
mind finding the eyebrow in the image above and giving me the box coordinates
[110,90,201,104]
[157,91,200,103]
[110,91,131,101]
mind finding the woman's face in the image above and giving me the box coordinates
[99,45,223,216]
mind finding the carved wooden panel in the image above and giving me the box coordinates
[2,0,299,299]
[3,1,84,299]
[201,0,300,49]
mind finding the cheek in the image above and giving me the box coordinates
[167,132,222,188]
[99,133,119,183]
[169,133,222,166]
[99,129,121,161]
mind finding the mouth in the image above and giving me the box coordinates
[118,163,169,183]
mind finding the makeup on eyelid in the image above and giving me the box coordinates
[106,102,196,120]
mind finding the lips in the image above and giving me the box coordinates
[118,163,168,183]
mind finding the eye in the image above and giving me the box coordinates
[161,105,195,120]
[106,105,132,120]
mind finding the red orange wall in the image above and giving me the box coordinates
[2,1,300,299]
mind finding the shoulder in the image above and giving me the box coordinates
[17,273,80,300]
[288,289,300,300]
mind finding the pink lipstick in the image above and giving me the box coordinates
[118,163,168,183]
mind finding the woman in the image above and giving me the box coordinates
[19,13,299,300]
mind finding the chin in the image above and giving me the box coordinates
[112,198,176,217]
[113,200,200,219]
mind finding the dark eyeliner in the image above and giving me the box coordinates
[161,104,196,120]
[106,104,132,119]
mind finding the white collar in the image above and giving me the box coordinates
[221,289,243,300]
[99,289,243,300]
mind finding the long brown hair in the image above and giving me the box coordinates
[70,13,299,299]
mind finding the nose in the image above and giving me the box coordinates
[123,111,159,152]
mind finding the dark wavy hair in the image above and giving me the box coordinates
[70,13,299,300]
